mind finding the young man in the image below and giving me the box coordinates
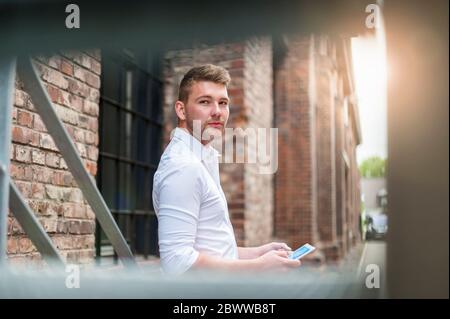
[152,64,301,275]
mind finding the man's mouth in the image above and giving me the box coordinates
[207,122,223,128]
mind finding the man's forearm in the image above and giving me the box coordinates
[192,252,260,271]
[237,246,261,259]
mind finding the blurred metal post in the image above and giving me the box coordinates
[16,57,136,268]
[0,57,16,265]
[9,181,65,266]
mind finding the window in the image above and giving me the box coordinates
[96,49,163,263]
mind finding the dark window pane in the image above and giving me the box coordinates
[118,162,132,211]
[100,157,117,210]
[97,49,163,259]
[133,117,147,163]
[101,58,121,103]
[149,124,162,166]
[119,112,133,158]
[101,102,119,154]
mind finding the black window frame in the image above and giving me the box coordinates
[96,48,164,263]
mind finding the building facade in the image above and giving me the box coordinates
[6,33,361,265]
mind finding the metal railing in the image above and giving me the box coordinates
[0,56,136,268]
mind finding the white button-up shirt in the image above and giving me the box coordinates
[152,127,239,274]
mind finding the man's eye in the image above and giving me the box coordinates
[200,100,209,104]
[220,102,229,106]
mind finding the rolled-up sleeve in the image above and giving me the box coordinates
[154,163,204,275]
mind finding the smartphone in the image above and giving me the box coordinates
[288,243,316,260]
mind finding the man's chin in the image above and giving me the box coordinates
[202,126,224,143]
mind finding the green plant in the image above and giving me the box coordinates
[359,156,387,178]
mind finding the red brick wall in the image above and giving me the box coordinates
[7,51,100,265]
[273,35,317,250]
[274,34,361,262]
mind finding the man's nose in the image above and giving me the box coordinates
[211,102,221,116]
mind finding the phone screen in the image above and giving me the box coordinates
[289,244,315,260]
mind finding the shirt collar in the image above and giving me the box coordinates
[172,127,219,162]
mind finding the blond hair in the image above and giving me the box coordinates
[178,64,231,103]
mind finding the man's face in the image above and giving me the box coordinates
[181,81,230,144]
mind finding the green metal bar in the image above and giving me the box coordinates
[17,57,136,268]
[0,57,16,265]
[9,181,65,267]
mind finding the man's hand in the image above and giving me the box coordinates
[255,250,301,272]
[238,242,292,259]
[256,242,292,257]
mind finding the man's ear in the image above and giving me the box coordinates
[175,101,186,121]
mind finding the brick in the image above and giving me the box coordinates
[45,152,60,168]
[29,200,57,217]
[40,133,58,151]
[45,184,61,200]
[85,161,97,176]
[231,59,245,69]
[45,68,69,89]
[46,84,60,103]
[80,54,92,68]
[55,104,78,125]
[73,127,85,143]
[19,237,36,253]
[85,131,96,145]
[80,221,95,234]
[69,94,83,112]
[31,149,46,165]
[59,89,71,108]
[85,72,100,89]
[88,88,100,103]
[57,220,69,233]
[60,59,73,76]
[68,78,89,97]
[17,110,33,128]
[39,217,58,233]
[15,145,31,163]
[69,188,83,203]
[90,59,101,75]
[73,65,86,82]
[75,142,87,158]
[83,100,99,116]
[13,126,41,147]
[31,183,45,199]
[53,236,74,250]
[88,117,98,132]
[60,158,68,170]
[61,202,86,219]
[14,90,28,108]
[85,206,96,220]
[52,170,74,187]
[78,114,89,129]
[12,126,28,144]
[33,166,52,183]
[10,218,24,235]
[86,49,101,60]
[7,237,18,254]
[87,145,98,161]
[33,114,47,132]
[15,181,32,197]
[48,55,61,69]
[9,162,21,179]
